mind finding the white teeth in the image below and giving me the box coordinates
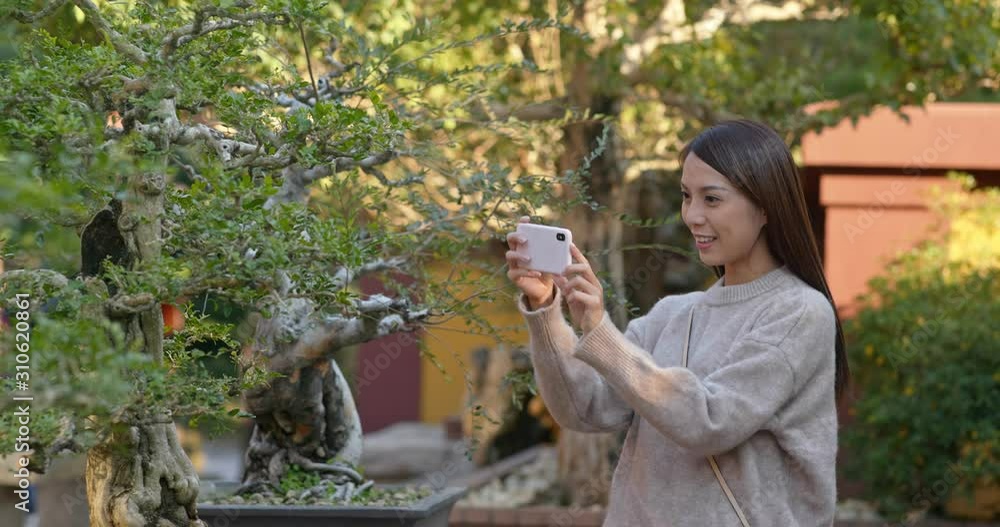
[695,236,716,243]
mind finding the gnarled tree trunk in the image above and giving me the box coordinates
[241,342,364,491]
[87,419,203,527]
[236,169,372,499]
[84,167,206,526]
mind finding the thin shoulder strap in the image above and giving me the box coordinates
[681,307,694,367]
[682,306,751,527]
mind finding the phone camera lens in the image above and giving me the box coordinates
[556,233,566,241]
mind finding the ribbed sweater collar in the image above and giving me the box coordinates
[702,265,795,306]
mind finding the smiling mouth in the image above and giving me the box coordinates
[694,235,717,244]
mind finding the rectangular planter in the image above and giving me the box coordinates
[197,486,466,527]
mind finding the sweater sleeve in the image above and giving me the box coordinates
[516,285,637,433]
[572,290,835,456]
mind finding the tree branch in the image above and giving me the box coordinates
[10,0,69,23]
[298,21,321,104]
[247,80,366,110]
[178,277,243,299]
[132,99,290,168]
[473,97,572,122]
[263,150,404,208]
[255,295,430,373]
[134,100,404,177]
[361,165,424,188]
[72,0,148,65]
[0,269,70,290]
[160,8,291,59]
[287,451,364,483]
[106,293,159,319]
[622,0,846,83]
[26,417,83,474]
[658,91,741,125]
[621,0,686,80]
[331,257,408,289]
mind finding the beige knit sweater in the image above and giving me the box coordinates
[517,266,838,526]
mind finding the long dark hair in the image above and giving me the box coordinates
[680,119,849,404]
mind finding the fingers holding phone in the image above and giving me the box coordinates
[506,216,555,308]
[561,244,601,290]
[554,243,605,334]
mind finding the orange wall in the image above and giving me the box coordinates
[802,102,1000,315]
[802,103,999,171]
[819,174,960,314]
[419,261,529,425]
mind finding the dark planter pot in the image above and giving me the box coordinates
[197,486,467,527]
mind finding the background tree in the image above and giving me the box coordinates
[415,0,999,506]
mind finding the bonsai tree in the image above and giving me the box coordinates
[0,1,587,524]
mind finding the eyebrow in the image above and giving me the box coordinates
[680,184,730,193]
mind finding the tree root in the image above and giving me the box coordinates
[288,450,364,483]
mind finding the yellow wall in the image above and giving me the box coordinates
[419,261,529,424]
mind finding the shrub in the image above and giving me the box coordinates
[842,178,999,520]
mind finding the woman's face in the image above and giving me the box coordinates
[680,153,769,270]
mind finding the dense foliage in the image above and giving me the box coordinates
[0,0,586,468]
[842,178,1000,520]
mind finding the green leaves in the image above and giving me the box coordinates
[277,98,401,161]
[0,0,599,473]
[842,184,1000,520]
[162,168,394,312]
[0,301,145,438]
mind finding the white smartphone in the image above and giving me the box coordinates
[514,223,573,275]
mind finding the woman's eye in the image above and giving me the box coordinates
[680,191,690,199]
[705,196,720,204]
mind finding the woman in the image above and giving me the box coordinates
[505,119,848,526]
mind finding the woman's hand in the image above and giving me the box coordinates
[554,244,605,335]
[505,216,556,309]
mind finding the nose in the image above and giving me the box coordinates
[683,201,706,228]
